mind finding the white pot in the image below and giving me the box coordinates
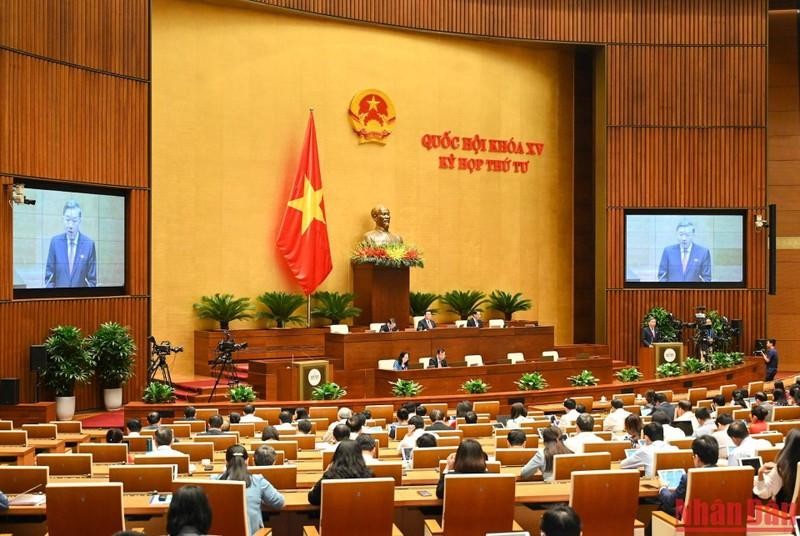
[103,387,123,411]
[55,396,76,421]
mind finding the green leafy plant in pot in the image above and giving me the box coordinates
[256,291,307,328]
[460,378,490,394]
[143,381,176,403]
[515,372,548,391]
[488,290,532,321]
[682,357,709,375]
[615,367,643,383]
[567,370,599,387]
[89,321,137,411]
[228,384,257,402]
[42,325,96,420]
[193,293,254,330]
[311,382,347,400]
[311,291,361,325]
[389,379,424,397]
[440,290,487,320]
[656,362,682,378]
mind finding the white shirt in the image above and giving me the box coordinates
[148,444,182,457]
[619,440,678,477]
[398,428,425,452]
[603,408,632,432]
[663,424,686,443]
[729,436,772,466]
[506,416,533,429]
[559,409,580,429]
[754,465,783,500]
[240,414,264,423]
[564,432,604,454]
[275,422,296,431]
[712,427,734,458]
[693,421,716,438]
[323,419,347,443]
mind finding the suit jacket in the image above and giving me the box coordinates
[641,326,659,347]
[379,324,398,332]
[417,318,436,331]
[425,421,452,431]
[466,318,484,328]
[428,357,448,368]
[657,402,675,423]
[658,243,711,282]
[45,233,97,288]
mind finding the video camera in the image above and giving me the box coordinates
[215,331,248,356]
[148,336,184,356]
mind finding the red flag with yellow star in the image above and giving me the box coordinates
[276,112,332,295]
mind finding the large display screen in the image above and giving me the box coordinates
[13,184,126,295]
[625,210,745,288]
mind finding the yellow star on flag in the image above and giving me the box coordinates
[286,176,326,234]
[367,95,380,111]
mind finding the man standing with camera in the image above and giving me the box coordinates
[761,339,778,381]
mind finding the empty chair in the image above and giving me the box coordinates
[194,408,220,421]
[310,406,339,423]
[229,422,257,438]
[419,357,430,369]
[748,381,765,396]
[377,359,396,370]
[473,401,500,419]
[175,420,207,434]
[454,320,467,328]
[494,448,537,466]
[0,420,13,430]
[51,421,82,434]
[488,319,505,328]
[329,324,349,334]
[200,434,238,452]
[249,464,298,490]
[369,322,384,332]
[570,470,641,536]
[0,466,48,494]
[123,435,153,453]
[46,483,125,535]
[37,453,92,476]
[366,405,395,422]
[507,352,525,364]
[162,423,192,438]
[369,462,403,485]
[135,453,190,474]
[255,407,282,422]
[552,453,612,481]
[653,450,695,473]
[22,424,57,439]
[413,447,458,469]
[0,430,27,446]
[280,434,316,450]
[688,388,708,405]
[108,464,174,493]
[541,350,559,361]
[583,441,631,462]
[303,478,399,535]
[457,423,494,438]
[425,474,520,535]
[77,443,128,463]
[173,441,214,461]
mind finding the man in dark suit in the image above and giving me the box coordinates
[425,409,451,431]
[466,311,483,328]
[659,435,719,518]
[45,200,97,288]
[642,317,659,347]
[198,414,224,435]
[428,348,448,368]
[417,310,436,331]
[657,219,711,282]
[379,318,398,332]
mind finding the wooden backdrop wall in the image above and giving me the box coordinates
[249,0,769,365]
[0,0,150,408]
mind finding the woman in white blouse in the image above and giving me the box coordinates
[754,428,800,504]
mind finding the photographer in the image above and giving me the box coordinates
[761,339,779,382]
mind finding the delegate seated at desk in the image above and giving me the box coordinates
[428,348,448,368]
[380,318,398,332]
[466,311,483,328]
[417,310,436,331]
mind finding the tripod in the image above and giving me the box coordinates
[148,350,174,387]
[208,351,240,402]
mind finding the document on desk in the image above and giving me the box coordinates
[9,493,46,506]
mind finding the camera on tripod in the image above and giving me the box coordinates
[149,336,184,357]
[214,331,247,364]
[147,335,183,386]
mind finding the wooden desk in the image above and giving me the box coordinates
[0,446,35,465]
[326,325,555,370]
[28,439,65,453]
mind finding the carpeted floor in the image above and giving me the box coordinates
[80,411,125,429]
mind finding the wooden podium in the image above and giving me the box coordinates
[638,342,685,379]
[293,360,332,400]
[352,263,410,329]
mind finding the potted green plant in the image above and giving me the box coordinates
[256,291,307,328]
[683,357,709,375]
[440,290,487,320]
[142,381,176,403]
[615,367,643,383]
[389,379,424,397]
[460,378,490,394]
[567,370,599,387]
[311,382,347,400]
[515,372,548,391]
[89,321,137,411]
[311,291,361,325]
[656,362,682,378]
[42,326,96,420]
[488,290,532,321]
[193,293,254,330]
[228,384,256,402]
[409,292,439,317]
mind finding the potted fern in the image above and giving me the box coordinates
[488,290,532,321]
[615,367,643,383]
[89,321,137,411]
[193,293,254,330]
[409,292,439,317]
[461,378,490,394]
[389,379,424,397]
[311,382,347,400]
[311,291,361,325]
[515,372,548,391]
[257,291,307,328]
[42,326,96,420]
[656,362,682,378]
[567,370,599,387]
[440,290,487,320]
[228,384,256,402]
[143,381,176,403]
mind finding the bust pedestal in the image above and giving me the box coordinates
[352,263,410,329]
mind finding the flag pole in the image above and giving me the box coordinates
[306,295,311,327]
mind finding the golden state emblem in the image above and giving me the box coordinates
[348,89,396,144]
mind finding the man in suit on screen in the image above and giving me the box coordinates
[657,219,711,282]
[45,200,97,288]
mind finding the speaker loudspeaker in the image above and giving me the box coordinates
[30,345,47,372]
[0,379,19,405]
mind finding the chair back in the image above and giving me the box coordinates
[329,324,349,334]
[319,478,395,535]
[412,315,424,327]
[369,462,403,484]
[552,453,611,480]
[109,464,174,492]
[173,441,214,461]
[496,435,538,449]
[438,460,501,474]
[473,401,500,419]
[683,467,754,534]
[162,423,191,438]
[123,435,152,453]
[573,396,594,412]
[377,359,395,370]
[257,440,298,460]
[0,430,27,446]
[174,479,248,536]
[413,446,458,468]
[254,407,281,423]
[733,408,751,421]
[369,322,384,332]
[752,432,783,446]
[507,352,525,364]
[249,464,298,490]
[667,437,694,449]
[194,408,219,421]
[613,393,635,405]
[457,423,494,438]
[431,428,462,439]
[310,406,340,422]
[488,319,505,328]
[465,354,483,367]
[371,429,389,447]
[435,435,460,447]
[174,420,207,433]
[51,420,82,434]
[653,449,694,473]
[583,441,631,461]
[37,453,92,476]
[277,433,312,450]
[495,448,537,466]
[201,433,238,452]
[0,465,48,493]
[366,404,394,422]
[571,470,640,536]
[228,423,257,438]
[768,421,800,436]
[419,357,430,369]
[0,420,12,430]
[135,453,190,474]
[757,446,781,464]
[720,384,737,402]
[541,350,559,361]
[773,406,800,421]
[46,482,124,535]
[688,388,708,405]
[77,442,128,463]
[22,423,57,439]
[322,448,336,469]
[748,381,765,396]
[454,320,468,328]
[441,473,516,535]
[624,405,642,415]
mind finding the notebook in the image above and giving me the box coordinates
[624,448,638,459]
[657,468,685,490]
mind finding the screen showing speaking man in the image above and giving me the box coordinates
[46,200,97,287]
[657,219,711,282]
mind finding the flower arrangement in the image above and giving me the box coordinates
[351,240,424,268]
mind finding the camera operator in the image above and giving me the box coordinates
[761,339,779,382]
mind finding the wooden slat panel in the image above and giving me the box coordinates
[127,190,149,297]
[0,0,149,79]
[0,50,148,187]
[0,297,149,410]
